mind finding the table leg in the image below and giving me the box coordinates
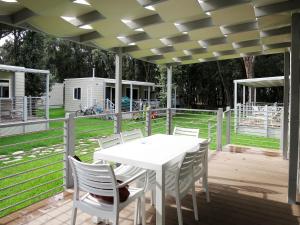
[156,168,165,225]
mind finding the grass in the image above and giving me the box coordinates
[0,107,280,217]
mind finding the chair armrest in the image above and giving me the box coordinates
[117,170,147,188]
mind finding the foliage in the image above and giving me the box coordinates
[0,27,285,108]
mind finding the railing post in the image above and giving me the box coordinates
[28,96,32,118]
[146,109,152,136]
[64,113,75,189]
[166,108,172,135]
[23,96,27,122]
[264,105,268,137]
[208,120,211,139]
[226,106,231,145]
[217,108,223,151]
[114,113,122,134]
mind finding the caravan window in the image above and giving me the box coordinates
[74,87,81,100]
[0,80,9,98]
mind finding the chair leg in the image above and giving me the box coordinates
[203,175,210,202]
[175,197,183,225]
[71,207,77,225]
[140,196,146,225]
[150,190,155,207]
[112,215,119,225]
[191,185,199,221]
[134,198,141,225]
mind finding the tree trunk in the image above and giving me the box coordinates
[243,56,255,102]
[216,61,232,107]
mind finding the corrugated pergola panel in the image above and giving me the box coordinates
[235,76,284,87]
[0,0,296,65]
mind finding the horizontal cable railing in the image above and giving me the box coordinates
[0,107,239,218]
[223,108,281,150]
[0,117,65,217]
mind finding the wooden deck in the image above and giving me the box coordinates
[1,147,299,225]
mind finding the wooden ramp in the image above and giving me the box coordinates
[1,148,299,225]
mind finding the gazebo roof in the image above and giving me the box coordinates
[234,76,284,87]
[0,0,297,65]
[0,64,50,74]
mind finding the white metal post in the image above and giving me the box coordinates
[64,113,75,189]
[217,108,223,151]
[242,85,245,118]
[23,96,27,122]
[45,73,50,129]
[167,65,172,108]
[254,88,257,104]
[130,83,133,112]
[264,105,268,137]
[114,49,122,134]
[146,108,152,136]
[288,13,300,204]
[226,106,231,145]
[103,82,106,109]
[166,65,172,134]
[282,52,290,160]
[174,86,177,108]
[234,81,238,133]
[148,86,151,107]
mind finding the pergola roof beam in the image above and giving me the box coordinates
[260,26,291,38]
[175,18,213,32]
[221,21,258,35]
[198,0,250,12]
[67,10,105,27]
[123,14,163,30]
[254,1,300,18]
[11,8,37,25]
[233,39,261,49]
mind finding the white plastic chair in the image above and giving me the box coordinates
[193,139,211,202]
[173,126,199,138]
[121,129,156,206]
[120,129,144,143]
[165,152,198,225]
[69,156,146,225]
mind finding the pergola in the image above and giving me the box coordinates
[233,76,284,106]
[0,0,300,223]
[0,64,50,121]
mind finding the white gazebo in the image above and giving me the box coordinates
[233,76,284,144]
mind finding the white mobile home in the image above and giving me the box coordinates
[64,77,159,112]
[49,83,64,107]
[0,64,50,136]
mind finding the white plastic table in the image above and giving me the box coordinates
[93,134,205,225]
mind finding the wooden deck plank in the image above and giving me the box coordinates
[0,148,299,225]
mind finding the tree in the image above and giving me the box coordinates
[243,56,255,101]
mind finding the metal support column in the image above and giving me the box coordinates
[114,49,122,134]
[64,113,75,188]
[130,83,133,112]
[234,81,238,133]
[282,52,290,160]
[166,65,172,134]
[288,13,300,204]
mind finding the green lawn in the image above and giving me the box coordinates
[0,108,280,217]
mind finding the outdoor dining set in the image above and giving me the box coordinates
[68,127,210,225]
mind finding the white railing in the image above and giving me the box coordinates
[0,107,221,217]
[0,96,48,123]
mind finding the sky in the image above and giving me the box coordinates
[0,34,13,47]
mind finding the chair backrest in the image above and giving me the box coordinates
[69,156,119,205]
[193,139,211,172]
[98,134,122,149]
[173,126,199,138]
[176,151,195,194]
[121,129,144,143]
